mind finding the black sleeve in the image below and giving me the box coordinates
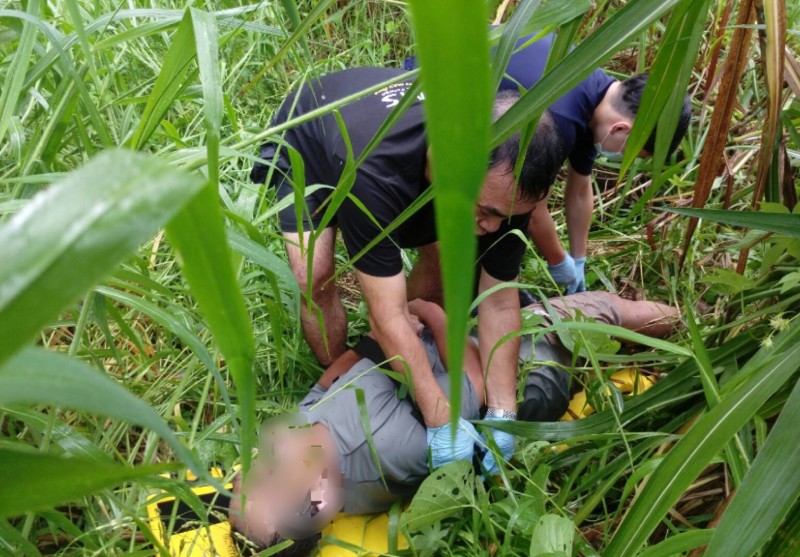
[569,135,597,176]
[477,213,530,281]
[337,173,404,277]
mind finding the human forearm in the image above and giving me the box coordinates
[528,198,567,265]
[407,299,448,367]
[477,275,521,412]
[564,168,593,258]
[371,312,450,427]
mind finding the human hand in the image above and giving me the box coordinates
[481,413,516,476]
[407,312,425,337]
[571,256,586,294]
[547,253,577,290]
[427,417,483,470]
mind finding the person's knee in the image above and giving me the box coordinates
[293,264,336,304]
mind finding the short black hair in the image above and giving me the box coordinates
[230,522,321,557]
[228,474,321,557]
[489,91,566,203]
[612,73,691,156]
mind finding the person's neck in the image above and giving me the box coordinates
[589,80,622,135]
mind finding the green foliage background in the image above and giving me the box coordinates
[1,0,799,555]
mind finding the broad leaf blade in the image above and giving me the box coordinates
[705,375,800,557]
[165,184,256,473]
[0,346,205,477]
[407,0,491,425]
[604,320,800,557]
[0,448,178,519]
[665,207,800,237]
[0,149,204,365]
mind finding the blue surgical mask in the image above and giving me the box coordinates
[595,131,627,162]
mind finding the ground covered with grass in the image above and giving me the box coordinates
[1,1,799,556]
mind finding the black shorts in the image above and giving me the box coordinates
[253,143,336,234]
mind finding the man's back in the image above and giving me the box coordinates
[499,34,615,175]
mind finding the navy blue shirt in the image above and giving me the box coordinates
[498,34,615,176]
[404,34,615,176]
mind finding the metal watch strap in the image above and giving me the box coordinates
[485,408,517,420]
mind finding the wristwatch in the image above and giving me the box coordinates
[485,407,517,420]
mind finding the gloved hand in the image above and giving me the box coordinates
[571,256,587,294]
[427,417,483,470]
[481,413,516,476]
[547,254,577,290]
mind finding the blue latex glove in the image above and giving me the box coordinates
[427,417,482,470]
[481,415,516,476]
[572,256,587,294]
[547,254,577,290]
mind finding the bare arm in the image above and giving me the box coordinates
[408,299,484,402]
[564,164,593,259]
[317,349,361,389]
[477,270,521,413]
[357,271,450,427]
[527,194,567,266]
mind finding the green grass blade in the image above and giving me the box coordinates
[637,529,715,557]
[620,0,711,178]
[190,7,222,189]
[762,497,800,557]
[128,10,196,150]
[705,374,800,557]
[491,0,681,146]
[491,0,543,91]
[664,207,800,237]
[0,346,205,478]
[0,0,40,145]
[407,0,491,426]
[604,320,800,557]
[95,285,233,411]
[165,184,256,474]
[0,149,204,366]
[0,448,179,520]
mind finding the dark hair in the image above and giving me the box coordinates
[230,523,320,557]
[613,73,691,156]
[489,91,566,203]
[228,474,321,557]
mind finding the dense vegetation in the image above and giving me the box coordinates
[1,0,799,555]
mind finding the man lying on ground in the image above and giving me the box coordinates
[228,293,678,555]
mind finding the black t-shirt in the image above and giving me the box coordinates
[499,34,615,176]
[268,67,528,280]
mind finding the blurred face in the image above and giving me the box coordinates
[230,418,343,542]
[474,165,537,236]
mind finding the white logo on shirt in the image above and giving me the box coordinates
[375,82,425,109]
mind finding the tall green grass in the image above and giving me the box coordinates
[1,0,798,555]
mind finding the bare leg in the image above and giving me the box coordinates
[527,292,680,339]
[284,228,347,366]
[406,242,443,306]
[613,296,680,337]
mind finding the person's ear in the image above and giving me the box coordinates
[611,121,632,135]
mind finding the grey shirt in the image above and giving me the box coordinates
[298,330,480,515]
